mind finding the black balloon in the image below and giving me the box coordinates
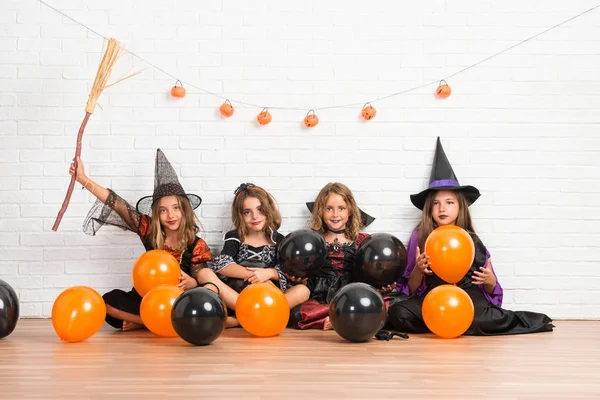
[171,287,226,346]
[329,282,386,343]
[278,228,326,278]
[353,233,407,287]
[0,279,19,339]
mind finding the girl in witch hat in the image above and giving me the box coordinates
[196,183,310,327]
[387,137,554,335]
[71,149,217,331]
[288,182,376,330]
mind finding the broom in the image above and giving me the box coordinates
[52,38,125,231]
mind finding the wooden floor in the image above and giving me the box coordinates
[0,320,598,399]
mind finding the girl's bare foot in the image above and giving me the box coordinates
[323,316,333,331]
[122,320,145,332]
[225,316,240,328]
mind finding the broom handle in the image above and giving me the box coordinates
[52,112,91,232]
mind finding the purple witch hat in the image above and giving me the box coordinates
[410,137,480,210]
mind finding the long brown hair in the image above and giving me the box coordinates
[149,195,199,251]
[232,186,281,242]
[416,190,474,250]
[308,182,362,241]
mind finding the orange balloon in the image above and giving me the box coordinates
[425,225,475,284]
[132,250,181,297]
[52,286,106,343]
[140,284,183,337]
[422,285,474,338]
[236,283,289,337]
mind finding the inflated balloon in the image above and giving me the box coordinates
[329,282,386,343]
[278,228,326,278]
[171,287,227,346]
[236,283,289,337]
[0,279,19,339]
[52,286,106,343]
[140,285,183,337]
[425,225,475,284]
[422,284,474,338]
[132,250,181,297]
[353,233,407,287]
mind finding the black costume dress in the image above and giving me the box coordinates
[387,232,554,335]
[210,230,288,293]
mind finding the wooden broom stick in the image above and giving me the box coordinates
[52,38,124,231]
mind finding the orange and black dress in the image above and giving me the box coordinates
[83,189,212,329]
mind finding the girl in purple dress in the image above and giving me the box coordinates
[388,138,553,335]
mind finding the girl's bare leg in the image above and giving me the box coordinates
[284,284,310,309]
[106,304,145,331]
[196,268,239,310]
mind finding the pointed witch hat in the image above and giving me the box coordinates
[410,137,480,210]
[135,149,202,215]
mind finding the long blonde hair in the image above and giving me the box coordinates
[416,190,474,249]
[149,195,199,251]
[232,186,281,242]
[308,182,362,241]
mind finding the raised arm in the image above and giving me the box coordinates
[70,156,110,203]
[73,157,142,235]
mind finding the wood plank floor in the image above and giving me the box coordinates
[0,320,598,399]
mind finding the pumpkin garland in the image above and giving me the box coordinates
[165,81,455,125]
[164,77,454,124]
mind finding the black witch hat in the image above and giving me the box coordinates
[135,149,202,215]
[305,202,376,227]
[410,137,480,210]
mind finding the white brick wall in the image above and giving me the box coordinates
[1,0,599,319]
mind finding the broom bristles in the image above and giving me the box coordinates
[85,38,124,114]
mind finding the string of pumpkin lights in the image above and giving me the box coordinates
[39,0,600,127]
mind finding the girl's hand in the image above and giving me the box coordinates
[415,246,433,275]
[69,156,87,185]
[378,283,396,294]
[178,271,199,290]
[472,258,496,288]
[245,267,276,284]
[284,273,308,285]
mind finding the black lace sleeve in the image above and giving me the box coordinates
[83,189,143,236]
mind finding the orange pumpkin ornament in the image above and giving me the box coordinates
[219,100,234,117]
[303,110,319,128]
[435,80,451,99]
[170,80,186,98]
[361,103,377,120]
[257,108,272,125]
